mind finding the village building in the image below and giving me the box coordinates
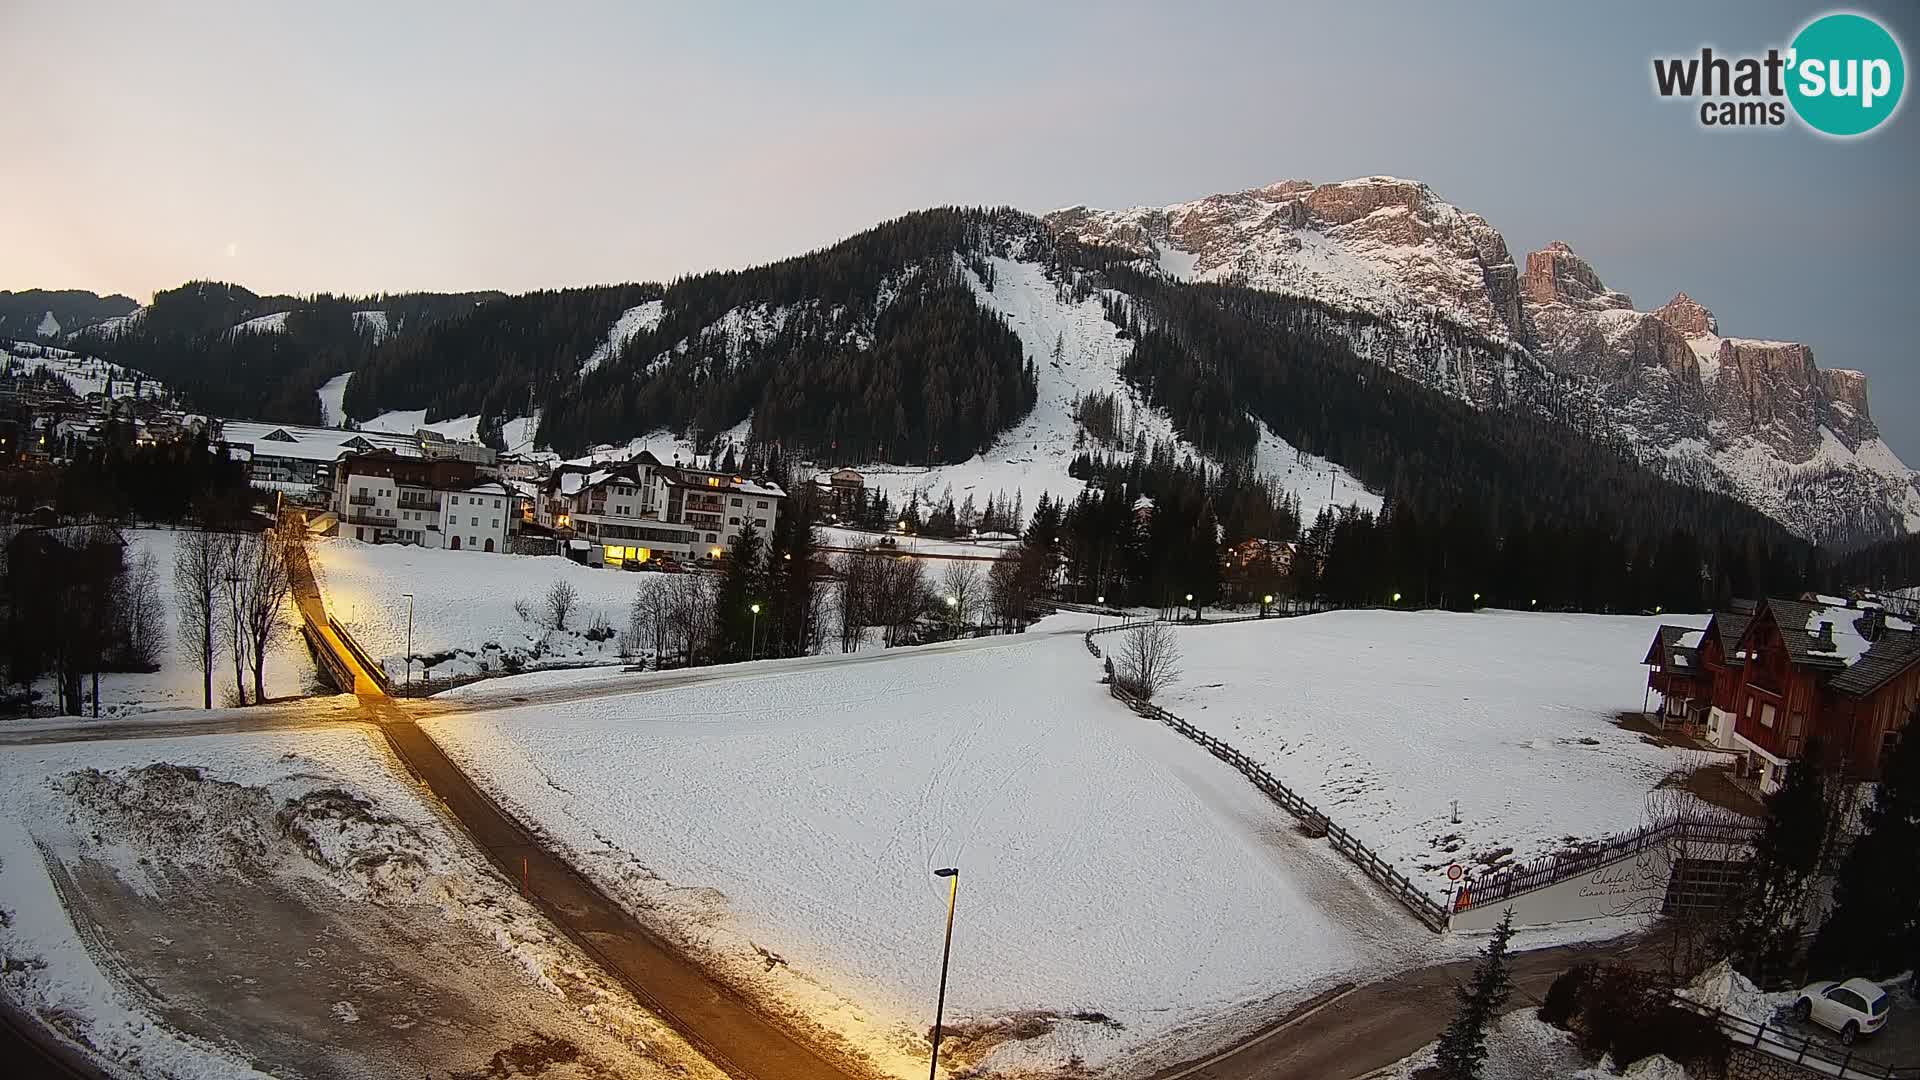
[1644,595,1919,794]
[327,450,514,552]
[537,451,784,566]
[216,420,421,496]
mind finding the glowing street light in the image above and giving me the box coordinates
[1261,593,1273,618]
[1472,592,1482,604]
[1392,591,1402,604]
[927,867,961,1080]
[749,602,761,660]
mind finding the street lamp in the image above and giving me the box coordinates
[1096,594,1105,631]
[928,867,961,1080]
[1185,592,1194,622]
[749,602,761,660]
[1262,593,1273,618]
[402,592,414,689]
[1391,591,1402,605]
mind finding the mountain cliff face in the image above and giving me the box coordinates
[1049,177,1919,544]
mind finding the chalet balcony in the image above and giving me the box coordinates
[348,493,377,507]
[398,494,441,511]
[345,510,395,527]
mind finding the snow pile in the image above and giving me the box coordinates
[1161,610,1715,895]
[422,626,1410,1076]
[0,729,717,1079]
[1677,960,1791,1027]
[580,300,665,377]
[308,538,641,681]
[1370,1009,1592,1080]
[316,370,352,427]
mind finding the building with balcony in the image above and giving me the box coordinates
[535,451,784,566]
[1643,595,1918,795]
[330,450,513,552]
[216,419,422,496]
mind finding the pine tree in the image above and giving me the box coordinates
[710,522,765,662]
[1433,910,1515,1079]
[1810,714,1920,977]
[1716,739,1832,983]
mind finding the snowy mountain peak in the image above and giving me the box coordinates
[1048,175,1917,544]
[1654,292,1718,337]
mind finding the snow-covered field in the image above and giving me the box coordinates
[0,728,719,1079]
[1160,610,1715,897]
[420,621,1439,1077]
[818,524,1017,560]
[32,529,316,716]
[308,538,640,681]
[360,408,482,442]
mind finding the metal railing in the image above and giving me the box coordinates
[1087,621,1450,932]
[1672,996,1919,1079]
[1463,815,1761,908]
[348,493,377,506]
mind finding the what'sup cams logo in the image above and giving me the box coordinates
[1653,11,1905,136]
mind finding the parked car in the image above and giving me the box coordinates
[1793,978,1890,1044]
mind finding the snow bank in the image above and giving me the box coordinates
[421,630,1393,1076]
[0,728,717,1079]
[1162,610,1714,896]
[1678,960,1793,1027]
[1370,1009,1593,1080]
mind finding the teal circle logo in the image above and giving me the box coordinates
[1788,13,1905,136]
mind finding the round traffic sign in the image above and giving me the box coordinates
[1447,863,1464,882]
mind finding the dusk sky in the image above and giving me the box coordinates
[4,1,1916,458]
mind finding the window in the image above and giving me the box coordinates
[754,518,766,529]
[705,533,717,543]
[357,487,367,496]
[451,495,459,504]
[730,497,742,507]
[470,516,479,526]
[1760,703,1776,728]
[756,500,768,509]
[493,499,501,508]
[729,517,740,525]
[1828,987,1867,1013]
[490,519,498,529]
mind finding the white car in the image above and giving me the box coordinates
[1793,977,1891,1044]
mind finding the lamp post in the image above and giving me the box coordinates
[402,592,414,689]
[1261,593,1273,618]
[944,594,957,639]
[1096,594,1105,631]
[928,867,960,1080]
[1185,592,1194,623]
[749,602,761,660]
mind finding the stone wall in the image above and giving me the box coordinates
[1726,1045,1830,1080]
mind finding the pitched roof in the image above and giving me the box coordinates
[1752,597,1920,697]
[1708,610,1752,660]
[1644,624,1704,669]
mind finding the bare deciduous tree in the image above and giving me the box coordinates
[117,549,166,671]
[941,561,981,631]
[1115,621,1181,700]
[546,578,579,630]
[238,529,293,705]
[173,526,231,710]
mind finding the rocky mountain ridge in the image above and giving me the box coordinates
[1048,177,1919,543]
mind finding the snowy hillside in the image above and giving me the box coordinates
[578,299,664,377]
[858,254,1376,522]
[316,370,352,426]
[352,309,389,343]
[1,340,168,400]
[360,408,481,442]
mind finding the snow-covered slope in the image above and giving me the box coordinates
[1052,177,1918,543]
[351,309,389,343]
[853,255,1375,522]
[316,370,352,427]
[578,300,664,377]
[1,340,167,400]
[361,409,481,442]
[228,310,291,335]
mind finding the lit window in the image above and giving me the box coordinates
[707,477,719,487]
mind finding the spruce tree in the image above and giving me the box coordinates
[1810,713,1920,977]
[1715,738,1832,983]
[1433,909,1515,1080]
[710,522,765,662]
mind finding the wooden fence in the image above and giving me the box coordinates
[1086,622,1451,932]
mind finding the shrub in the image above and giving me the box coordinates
[1539,962,1593,1029]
